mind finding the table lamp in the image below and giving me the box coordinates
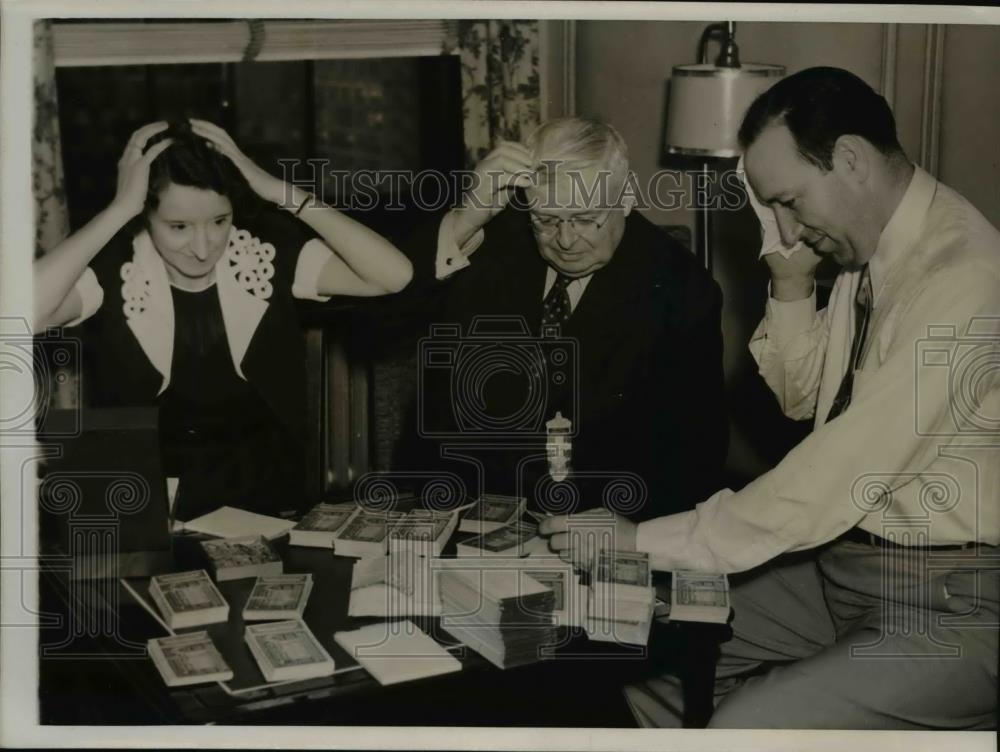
[663,22,784,274]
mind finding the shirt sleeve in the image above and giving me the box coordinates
[434,210,485,280]
[63,267,105,327]
[635,261,1000,574]
[747,283,829,421]
[291,238,335,301]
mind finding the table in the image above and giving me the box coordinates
[38,535,731,727]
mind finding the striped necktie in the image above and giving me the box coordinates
[826,264,873,422]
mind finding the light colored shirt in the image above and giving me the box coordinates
[436,210,592,311]
[636,166,1000,574]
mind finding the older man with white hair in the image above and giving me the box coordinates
[399,117,727,521]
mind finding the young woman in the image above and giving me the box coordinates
[35,120,413,520]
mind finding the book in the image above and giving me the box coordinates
[179,505,295,540]
[455,521,539,558]
[334,620,461,686]
[201,535,283,581]
[333,510,405,558]
[289,503,359,548]
[242,573,313,621]
[148,631,234,687]
[148,570,229,629]
[244,619,336,682]
[669,571,731,624]
[458,494,527,534]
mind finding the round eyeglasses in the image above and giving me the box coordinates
[530,212,609,236]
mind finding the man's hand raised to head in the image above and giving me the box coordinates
[538,508,638,571]
[451,141,535,247]
[766,245,823,302]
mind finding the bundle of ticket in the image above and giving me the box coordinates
[244,619,335,682]
[586,550,655,646]
[669,570,731,624]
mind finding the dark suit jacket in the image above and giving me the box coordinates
[396,205,727,521]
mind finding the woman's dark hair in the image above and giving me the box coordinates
[738,67,905,170]
[141,120,253,218]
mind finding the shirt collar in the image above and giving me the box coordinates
[868,164,936,303]
[544,265,593,294]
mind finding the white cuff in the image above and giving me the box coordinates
[765,282,817,343]
[635,511,698,573]
[292,238,335,301]
[64,267,104,327]
[435,210,483,280]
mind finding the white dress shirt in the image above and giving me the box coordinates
[636,166,1000,574]
[436,210,592,311]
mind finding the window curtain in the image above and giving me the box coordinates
[33,20,78,408]
[451,20,541,166]
[367,22,542,473]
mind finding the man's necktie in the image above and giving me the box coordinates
[542,273,573,327]
[826,265,873,422]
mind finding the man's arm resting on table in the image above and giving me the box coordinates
[637,265,1000,573]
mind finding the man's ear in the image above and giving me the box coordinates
[832,135,871,185]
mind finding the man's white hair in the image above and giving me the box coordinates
[526,117,630,203]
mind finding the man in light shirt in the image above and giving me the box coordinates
[398,118,727,521]
[542,68,1000,728]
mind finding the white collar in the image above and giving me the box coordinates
[868,165,936,305]
[120,226,276,394]
[544,266,593,312]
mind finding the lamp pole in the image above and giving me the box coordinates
[697,160,713,276]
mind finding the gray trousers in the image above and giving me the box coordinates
[625,540,999,729]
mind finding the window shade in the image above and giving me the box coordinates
[52,20,459,67]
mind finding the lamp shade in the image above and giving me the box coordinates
[665,63,784,158]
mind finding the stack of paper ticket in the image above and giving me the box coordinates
[244,619,335,682]
[586,550,655,645]
[439,566,556,669]
[149,570,229,629]
[387,508,460,558]
[289,502,360,548]
[669,571,731,624]
[458,494,527,535]
[148,631,234,687]
[333,510,406,558]
[455,521,540,558]
[200,535,283,582]
[242,573,314,621]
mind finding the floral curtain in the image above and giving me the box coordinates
[33,20,78,408]
[452,20,541,167]
[34,21,69,257]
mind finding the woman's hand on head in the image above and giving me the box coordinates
[189,119,289,207]
[113,121,173,219]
